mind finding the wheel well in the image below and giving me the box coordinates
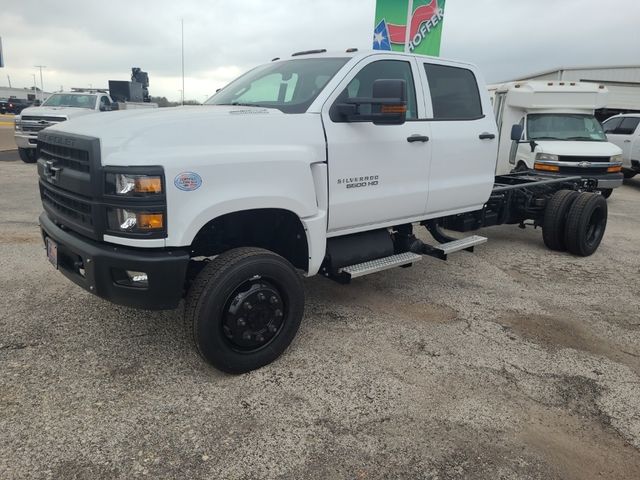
[189,209,309,271]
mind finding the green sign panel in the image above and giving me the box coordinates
[373,0,447,56]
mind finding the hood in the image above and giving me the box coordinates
[46,105,325,167]
[19,105,97,119]
[535,140,622,157]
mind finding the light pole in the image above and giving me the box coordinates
[32,74,37,100]
[178,89,183,105]
[181,18,185,106]
[34,65,46,102]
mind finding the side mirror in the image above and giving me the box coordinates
[510,124,524,141]
[333,79,407,125]
[99,104,111,112]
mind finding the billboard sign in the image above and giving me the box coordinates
[373,0,447,56]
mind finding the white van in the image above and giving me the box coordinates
[490,81,623,197]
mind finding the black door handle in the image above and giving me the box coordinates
[407,135,429,143]
[479,132,496,140]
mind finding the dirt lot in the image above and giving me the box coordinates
[1,151,639,479]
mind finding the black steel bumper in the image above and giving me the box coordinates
[39,213,190,310]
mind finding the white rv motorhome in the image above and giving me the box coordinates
[490,81,623,197]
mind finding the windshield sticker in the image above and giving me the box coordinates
[174,172,202,191]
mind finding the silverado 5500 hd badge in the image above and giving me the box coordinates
[338,175,380,189]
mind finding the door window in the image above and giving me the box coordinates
[424,63,483,120]
[616,117,640,135]
[335,60,418,120]
[602,117,622,133]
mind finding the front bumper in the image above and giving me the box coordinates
[15,133,37,149]
[591,172,624,189]
[39,213,190,310]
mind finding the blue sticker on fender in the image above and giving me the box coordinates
[174,172,202,191]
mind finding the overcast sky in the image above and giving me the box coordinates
[1,0,638,101]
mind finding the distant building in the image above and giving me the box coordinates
[0,86,51,102]
[503,65,640,120]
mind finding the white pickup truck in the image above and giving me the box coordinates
[15,91,117,163]
[36,50,609,373]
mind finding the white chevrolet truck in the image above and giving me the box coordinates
[37,50,609,373]
[15,90,117,163]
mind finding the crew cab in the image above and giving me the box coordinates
[602,113,640,179]
[37,50,609,373]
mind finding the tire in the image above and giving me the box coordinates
[184,247,304,374]
[598,188,613,199]
[542,190,580,251]
[512,162,529,173]
[564,193,608,257]
[18,148,37,164]
[623,170,637,179]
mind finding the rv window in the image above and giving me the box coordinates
[424,64,483,120]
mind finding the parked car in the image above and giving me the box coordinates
[0,98,9,114]
[602,113,640,179]
[1,98,32,115]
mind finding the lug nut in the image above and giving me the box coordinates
[274,309,283,318]
[257,293,266,302]
[255,334,264,343]
[237,317,246,327]
[242,331,252,341]
[243,302,253,311]
[269,296,278,305]
[267,324,277,333]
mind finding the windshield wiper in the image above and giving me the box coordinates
[566,136,602,141]
[226,102,264,108]
[531,136,566,141]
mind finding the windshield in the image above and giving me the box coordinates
[206,58,349,113]
[527,114,606,142]
[43,94,97,109]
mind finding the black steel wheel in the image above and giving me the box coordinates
[623,170,636,179]
[564,193,608,257]
[18,148,37,164]
[185,247,304,374]
[542,190,580,251]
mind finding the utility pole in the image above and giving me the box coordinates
[34,65,46,102]
[32,74,36,97]
[181,18,185,106]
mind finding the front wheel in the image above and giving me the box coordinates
[623,170,637,179]
[18,148,37,164]
[184,247,305,374]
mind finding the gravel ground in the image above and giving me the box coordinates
[1,152,639,479]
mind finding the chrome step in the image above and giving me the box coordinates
[340,252,422,279]
[436,235,487,255]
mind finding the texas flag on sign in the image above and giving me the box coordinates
[372,19,392,51]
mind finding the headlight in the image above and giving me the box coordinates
[14,117,21,131]
[107,208,165,233]
[106,173,163,196]
[610,154,623,164]
[536,153,559,162]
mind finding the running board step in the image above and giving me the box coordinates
[339,252,422,279]
[428,235,487,259]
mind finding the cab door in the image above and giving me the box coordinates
[321,56,431,234]
[604,116,640,164]
[417,61,498,215]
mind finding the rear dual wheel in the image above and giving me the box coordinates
[543,191,608,256]
[184,247,304,374]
